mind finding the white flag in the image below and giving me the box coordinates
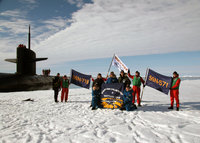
[112,54,128,73]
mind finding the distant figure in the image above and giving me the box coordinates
[91,73,107,90]
[52,73,61,102]
[118,70,131,89]
[121,84,137,111]
[128,70,145,106]
[106,71,118,84]
[91,83,101,110]
[61,75,70,102]
[168,71,181,111]
[43,69,51,76]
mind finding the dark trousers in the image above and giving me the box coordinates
[54,89,59,102]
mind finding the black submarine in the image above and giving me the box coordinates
[0,26,53,92]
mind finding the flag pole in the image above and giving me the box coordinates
[106,54,115,78]
[140,68,149,102]
[69,69,73,83]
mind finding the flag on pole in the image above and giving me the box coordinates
[70,69,91,89]
[145,69,172,95]
[112,54,128,73]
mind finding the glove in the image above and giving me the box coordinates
[143,85,146,88]
[128,69,130,74]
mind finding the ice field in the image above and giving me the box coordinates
[0,80,200,143]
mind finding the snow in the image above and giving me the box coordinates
[0,80,200,143]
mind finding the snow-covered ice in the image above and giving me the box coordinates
[0,80,200,143]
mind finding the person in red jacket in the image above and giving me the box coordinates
[168,71,181,111]
[128,70,145,106]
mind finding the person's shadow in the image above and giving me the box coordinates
[140,101,170,112]
[140,101,200,112]
[180,102,200,110]
[67,101,91,103]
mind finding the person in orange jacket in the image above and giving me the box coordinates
[168,71,181,111]
[128,70,145,106]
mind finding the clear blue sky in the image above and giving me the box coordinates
[0,0,200,77]
[43,51,200,77]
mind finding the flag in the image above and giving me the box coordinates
[112,54,128,73]
[145,69,172,95]
[70,69,91,89]
[101,83,124,109]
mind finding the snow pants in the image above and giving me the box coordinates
[124,102,137,111]
[124,102,132,111]
[132,86,141,104]
[61,88,68,102]
[92,96,98,108]
[54,89,59,102]
[170,89,179,108]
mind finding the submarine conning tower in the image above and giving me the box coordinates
[17,44,36,75]
[5,25,48,75]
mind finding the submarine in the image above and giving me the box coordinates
[0,25,53,92]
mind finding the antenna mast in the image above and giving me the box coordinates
[28,25,31,50]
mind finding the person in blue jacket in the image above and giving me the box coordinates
[122,84,137,111]
[106,71,118,84]
[91,83,101,110]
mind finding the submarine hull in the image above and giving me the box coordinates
[0,73,53,92]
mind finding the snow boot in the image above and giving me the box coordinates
[168,106,173,110]
[132,104,137,109]
[92,107,97,110]
[120,107,125,111]
[176,107,179,111]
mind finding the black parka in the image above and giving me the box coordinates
[52,76,61,90]
[118,74,131,88]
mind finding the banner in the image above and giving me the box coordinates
[70,69,91,89]
[112,54,128,73]
[145,69,172,95]
[101,83,124,109]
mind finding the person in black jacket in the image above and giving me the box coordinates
[92,73,107,90]
[52,73,61,102]
[91,73,106,108]
[91,83,101,110]
[118,70,131,89]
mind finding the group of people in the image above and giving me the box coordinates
[91,70,145,111]
[91,70,181,111]
[52,70,181,111]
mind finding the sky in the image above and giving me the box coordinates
[0,0,200,77]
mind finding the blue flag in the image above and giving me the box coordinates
[101,83,124,109]
[145,69,172,95]
[70,69,91,89]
